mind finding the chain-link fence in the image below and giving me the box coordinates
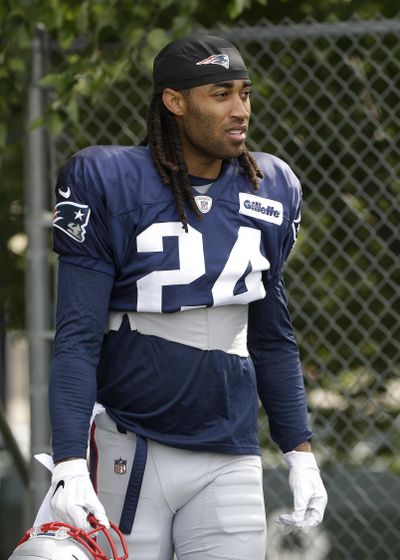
[44,16,400,560]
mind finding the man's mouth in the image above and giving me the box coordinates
[226,127,247,141]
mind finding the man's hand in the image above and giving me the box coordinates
[277,450,328,530]
[50,458,110,530]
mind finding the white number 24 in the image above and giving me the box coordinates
[136,222,270,312]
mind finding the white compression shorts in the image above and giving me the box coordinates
[92,412,267,560]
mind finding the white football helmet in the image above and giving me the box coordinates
[8,516,128,560]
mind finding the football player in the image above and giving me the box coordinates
[48,34,327,559]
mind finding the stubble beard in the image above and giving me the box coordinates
[185,122,246,162]
[183,100,248,162]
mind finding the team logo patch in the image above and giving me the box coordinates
[53,201,91,243]
[239,193,283,225]
[195,195,213,214]
[196,54,230,69]
[114,457,127,475]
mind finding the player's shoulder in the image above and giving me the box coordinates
[246,152,302,222]
[58,145,154,201]
[64,145,150,174]
[251,151,301,189]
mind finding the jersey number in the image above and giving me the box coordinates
[136,223,270,312]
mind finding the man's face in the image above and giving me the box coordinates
[176,79,252,171]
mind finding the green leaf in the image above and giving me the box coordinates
[8,57,26,73]
[77,1,90,35]
[27,116,45,130]
[109,59,129,83]
[47,111,64,137]
[59,31,77,50]
[65,97,80,124]
[227,0,252,19]
[74,73,92,96]
[146,28,169,52]
[39,72,64,88]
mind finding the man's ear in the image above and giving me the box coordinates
[162,88,187,116]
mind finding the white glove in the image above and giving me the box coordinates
[277,451,327,530]
[50,458,109,530]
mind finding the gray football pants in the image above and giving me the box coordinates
[93,412,267,560]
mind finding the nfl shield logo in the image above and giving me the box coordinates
[114,457,127,475]
[195,195,213,214]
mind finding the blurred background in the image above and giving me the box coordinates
[0,1,399,559]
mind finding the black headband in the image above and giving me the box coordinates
[153,35,250,94]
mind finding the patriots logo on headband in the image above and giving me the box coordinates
[53,201,91,243]
[196,54,230,69]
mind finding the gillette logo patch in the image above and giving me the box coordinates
[239,193,283,225]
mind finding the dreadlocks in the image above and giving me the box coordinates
[142,94,264,232]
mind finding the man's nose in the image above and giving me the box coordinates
[230,95,250,120]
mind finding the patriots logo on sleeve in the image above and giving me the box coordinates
[53,201,91,243]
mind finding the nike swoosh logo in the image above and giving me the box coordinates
[58,186,71,199]
[51,479,65,498]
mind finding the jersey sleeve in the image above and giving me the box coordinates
[247,171,311,452]
[247,278,312,452]
[49,261,114,462]
[53,152,116,276]
[270,163,302,286]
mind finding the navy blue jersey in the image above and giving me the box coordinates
[50,145,312,462]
